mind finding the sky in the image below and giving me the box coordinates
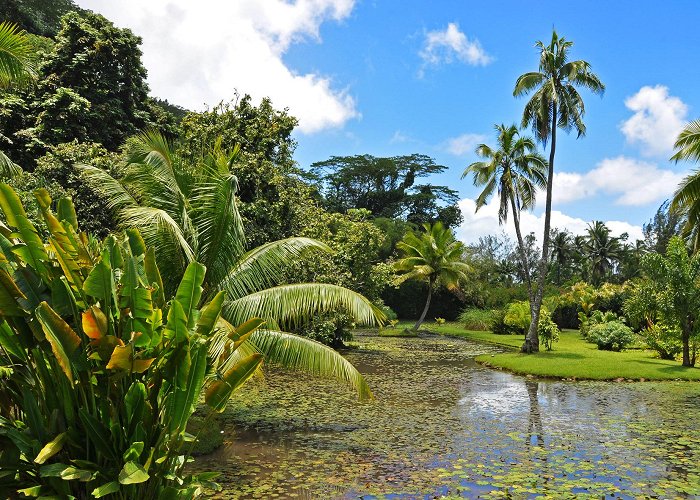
[75,0,700,245]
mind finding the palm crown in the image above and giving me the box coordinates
[514,30,605,142]
[80,130,384,398]
[463,124,547,223]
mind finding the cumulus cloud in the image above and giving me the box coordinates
[551,156,685,206]
[444,133,487,156]
[456,197,644,246]
[620,85,688,156]
[75,0,359,133]
[419,23,492,74]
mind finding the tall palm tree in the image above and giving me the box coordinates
[514,30,604,352]
[671,120,700,251]
[80,130,384,399]
[584,221,622,285]
[0,22,35,177]
[394,222,470,330]
[462,123,547,301]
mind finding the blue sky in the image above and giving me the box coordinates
[77,0,700,243]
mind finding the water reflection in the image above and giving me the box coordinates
[195,332,700,498]
[525,380,544,448]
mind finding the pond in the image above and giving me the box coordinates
[196,331,700,498]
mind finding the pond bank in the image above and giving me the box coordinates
[196,331,700,498]
[425,322,700,381]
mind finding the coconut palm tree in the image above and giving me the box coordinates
[549,229,574,285]
[514,30,604,352]
[0,22,35,177]
[671,120,700,251]
[585,221,622,285]
[80,130,384,399]
[394,222,470,330]
[462,123,547,300]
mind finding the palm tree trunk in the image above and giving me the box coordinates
[522,103,557,354]
[414,279,434,331]
[510,195,534,304]
[682,320,693,367]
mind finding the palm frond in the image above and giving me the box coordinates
[77,164,138,212]
[219,237,331,300]
[672,120,700,163]
[0,22,36,89]
[0,150,21,178]
[224,283,385,331]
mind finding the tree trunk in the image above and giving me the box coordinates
[510,195,534,304]
[522,103,558,354]
[682,319,694,367]
[682,329,691,367]
[414,279,434,331]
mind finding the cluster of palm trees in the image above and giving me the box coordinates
[464,30,605,352]
[548,222,645,286]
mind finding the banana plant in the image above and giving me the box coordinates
[0,184,263,498]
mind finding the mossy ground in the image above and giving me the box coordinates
[419,321,700,381]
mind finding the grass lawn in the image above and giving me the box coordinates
[402,321,700,381]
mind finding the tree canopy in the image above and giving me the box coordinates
[311,153,463,227]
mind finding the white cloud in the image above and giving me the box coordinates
[456,197,644,246]
[419,22,492,73]
[620,85,688,156]
[76,0,359,133]
[551,156,685,206]
[389,130,411,144]
[444,133,487,156]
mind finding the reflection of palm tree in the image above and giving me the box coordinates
[525,380,544,447]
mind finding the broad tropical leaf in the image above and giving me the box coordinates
[35,301,81,382]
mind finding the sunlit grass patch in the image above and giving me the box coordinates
[422,322,700,381]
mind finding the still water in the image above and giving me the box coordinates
[198,332,700,498]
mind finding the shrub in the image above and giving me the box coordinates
[640,322,682,360]
[434,317,446,325]
[503,301,531,333]
[458,308,497,331]
[299,312,354,347]
[490,308,521,335]
[588,321,635,351]
[538,315,560,351]
[580,310,620,339]
[0,186,264,498]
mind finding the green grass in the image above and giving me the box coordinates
[409,321,700,381]
[377,326,418,337]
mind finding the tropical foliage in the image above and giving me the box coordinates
[0,185,264,497]
[624,237,700,366]
[79,130,381,396]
